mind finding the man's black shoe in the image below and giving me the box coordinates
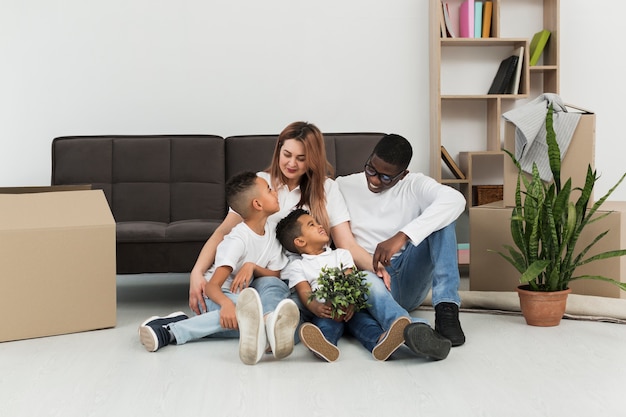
[435,302,465,347]
[403,323,451,360]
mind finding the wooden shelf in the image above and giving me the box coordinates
[429,0,560,201]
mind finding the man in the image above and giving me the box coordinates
[335,134,466,346]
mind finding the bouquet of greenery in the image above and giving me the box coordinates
[308,265,371,320]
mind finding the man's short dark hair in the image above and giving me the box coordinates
[276,208,309,254]
[225,171,259,217]
[372,134,413,169]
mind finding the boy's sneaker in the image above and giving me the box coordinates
[299,322,340,362]
[236,288,266,365]
[265,299,299,360]
[138,311,188,352]
[435,302,466,346]
[372,316,411,361]
[403,323,452,361]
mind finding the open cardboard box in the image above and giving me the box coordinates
[503,105,596,207]
[469,201,626,299]
[0,187,116,342]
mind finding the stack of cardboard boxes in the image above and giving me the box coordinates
[470,108,626,299]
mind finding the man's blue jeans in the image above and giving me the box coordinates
[386,222,461,310]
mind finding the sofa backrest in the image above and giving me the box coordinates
[51,132,385,223]
[51,135,226,222]
[324,133,384,177]
[225,132,383,180]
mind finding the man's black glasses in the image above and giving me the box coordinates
[364,158,404,185]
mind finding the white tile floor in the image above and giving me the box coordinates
[1,273,625,417]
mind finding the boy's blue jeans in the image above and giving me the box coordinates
[311,312,384,352]
[169,276,289,345]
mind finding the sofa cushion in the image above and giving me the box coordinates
[326,133,385,176]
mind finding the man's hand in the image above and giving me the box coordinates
[372,232,409,271]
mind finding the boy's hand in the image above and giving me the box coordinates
[219,301,238,330]
[308,299,333,319]
[340,305,355,322]
[230,262,255,293]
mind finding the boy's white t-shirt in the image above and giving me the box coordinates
[204,221,288,291]
[336,172,465,257]
[282,247,354,291]
[255,171,350,230]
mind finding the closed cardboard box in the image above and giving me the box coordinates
[0,188,116,342]
[503,108,596,207]
[470,201,626,299]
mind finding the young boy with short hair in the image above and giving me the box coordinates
[276,208,450,362]
[139,171,299,365]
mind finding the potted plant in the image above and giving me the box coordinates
[494,105,626,326]
[308,265,371,321]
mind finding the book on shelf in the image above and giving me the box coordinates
[458,0,474,38]
[508,46,524,94]
[442,1,456,37]
[438,0,447,38]
[529,29,551,66]
[481,1,492,37]
[441,146,465,180]
[487,55,519,95]
[473,1,482,38]
[445,2,460,38]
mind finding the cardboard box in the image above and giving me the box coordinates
[0,188,116,342]
[470,201,626,299]
[503,108,595,207]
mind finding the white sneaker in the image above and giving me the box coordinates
[235,288,266,365]
[265,299,299,360]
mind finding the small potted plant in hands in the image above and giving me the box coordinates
[308,265,371,321]
[494,105,626,326]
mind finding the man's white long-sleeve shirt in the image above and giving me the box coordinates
[336,172,466,258]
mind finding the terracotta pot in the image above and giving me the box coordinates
[516,285,572,327]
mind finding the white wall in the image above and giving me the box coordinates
[1,0,625,199]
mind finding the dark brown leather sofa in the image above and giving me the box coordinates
[51,133,384,274]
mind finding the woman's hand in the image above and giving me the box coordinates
[189,270,208,314]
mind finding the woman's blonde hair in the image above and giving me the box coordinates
[267,121,334,234]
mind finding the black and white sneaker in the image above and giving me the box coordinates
[138,311,188,352]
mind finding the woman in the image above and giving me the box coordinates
[189,121,373,314]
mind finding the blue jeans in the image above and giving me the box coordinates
[362,271,428,327]
[386,223,461,310]
[170,276,290,345]
[311,311,385,353]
